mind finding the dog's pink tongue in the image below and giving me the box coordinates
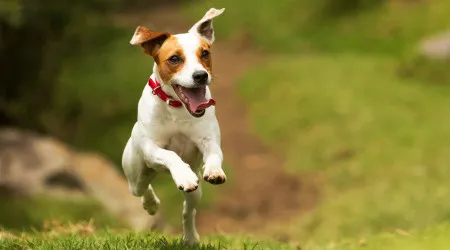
[183,87,215,112]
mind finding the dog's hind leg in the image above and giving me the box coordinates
[141,184,160,215]
[122,138,160,215]
[182,172,202,245]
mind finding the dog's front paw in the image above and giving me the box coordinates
[173,164,199,192]
[203,166,226,185]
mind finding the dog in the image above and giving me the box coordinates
[121,8,227,244]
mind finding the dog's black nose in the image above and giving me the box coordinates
[192,71,209,85]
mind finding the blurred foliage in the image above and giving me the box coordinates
[317,0,385,18]
[118,0,188,11]
[0,0,197,166]
[186,0,448,54]
[0,195,122,232]
[0,0,22,25]
[0,0,120,132]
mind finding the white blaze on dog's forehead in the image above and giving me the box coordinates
[173,33,207,81]
[174,33,201,54]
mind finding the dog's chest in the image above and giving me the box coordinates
[165,133,202,169]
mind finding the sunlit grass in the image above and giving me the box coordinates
[0,225,294,250]
[3,221,450,250]
[239,54,450,241]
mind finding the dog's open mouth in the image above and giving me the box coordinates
[172,85,215,117]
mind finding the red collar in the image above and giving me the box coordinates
[148,78,183,108]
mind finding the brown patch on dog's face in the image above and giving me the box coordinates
[197,39,212,73]
[155,36,186,83]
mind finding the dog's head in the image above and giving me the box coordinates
[130,8,224,117]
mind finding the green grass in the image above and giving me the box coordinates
[304,222,450,250]
[0,230,294,250]
[239,53,450,241]
[0,196,122,232]
[3,222,450,250]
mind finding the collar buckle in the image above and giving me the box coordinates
[147,78,183,108]
[151,85,161,95]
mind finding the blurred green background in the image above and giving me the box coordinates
[2,0,450,249]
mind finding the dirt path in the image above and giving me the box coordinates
[117,6,319,235]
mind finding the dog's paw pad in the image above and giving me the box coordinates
[173,166,200,192]
[203,168,226,185]
[178,184,198,192]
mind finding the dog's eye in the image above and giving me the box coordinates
[168,55,182,64]
[201,50,210,59]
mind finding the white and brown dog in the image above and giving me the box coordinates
[121,8,226,244]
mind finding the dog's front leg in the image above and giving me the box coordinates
[196,137,226,185]
[142,140,199,192]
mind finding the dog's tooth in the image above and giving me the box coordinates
[181,93,186,101]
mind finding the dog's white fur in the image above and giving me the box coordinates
[122,8,226,244]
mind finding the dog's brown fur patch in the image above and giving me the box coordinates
[155,36,185,84]
[130,26,170,57]
[197,39,212,73]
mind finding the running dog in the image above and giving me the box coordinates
[122,8,226,244]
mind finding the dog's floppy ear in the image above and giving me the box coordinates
[188,8,225,43]
[130,26,170,57]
